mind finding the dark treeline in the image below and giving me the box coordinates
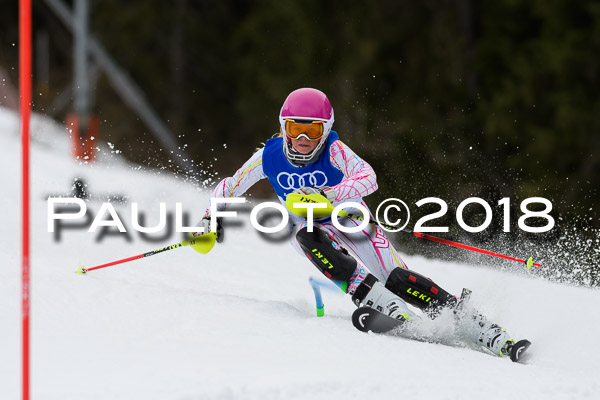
[1,1,598,281]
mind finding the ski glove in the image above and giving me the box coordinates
[192,215,224,243]
[294,186,337,203]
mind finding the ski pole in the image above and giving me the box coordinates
[342,213,542,268]
[308,276,346,317]
[309,277,326,317]
[411,231,541,268]
[76,240,191,274]
[76,232,218,274]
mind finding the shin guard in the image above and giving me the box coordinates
[385,268,457,317]
[296,227,357,289]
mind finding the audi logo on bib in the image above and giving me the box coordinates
[277,171,328,190]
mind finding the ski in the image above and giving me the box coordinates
[351,302,532,363]
[508,339,531,362]
[351,306,407,334]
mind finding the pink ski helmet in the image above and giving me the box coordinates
[279,88,335,163]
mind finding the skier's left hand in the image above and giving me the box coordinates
[294,186,337,203]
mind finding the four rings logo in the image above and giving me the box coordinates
[277,171,328,190]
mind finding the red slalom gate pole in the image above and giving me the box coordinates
[19,0,32,399]
[412,232,542,268]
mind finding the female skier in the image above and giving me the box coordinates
[196,88,518,358]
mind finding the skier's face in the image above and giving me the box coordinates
[291,136,320,154]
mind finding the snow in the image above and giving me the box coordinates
[1,106,599,399]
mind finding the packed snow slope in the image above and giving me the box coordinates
[1,107,599,400]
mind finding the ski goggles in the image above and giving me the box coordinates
[284,119,326,141]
